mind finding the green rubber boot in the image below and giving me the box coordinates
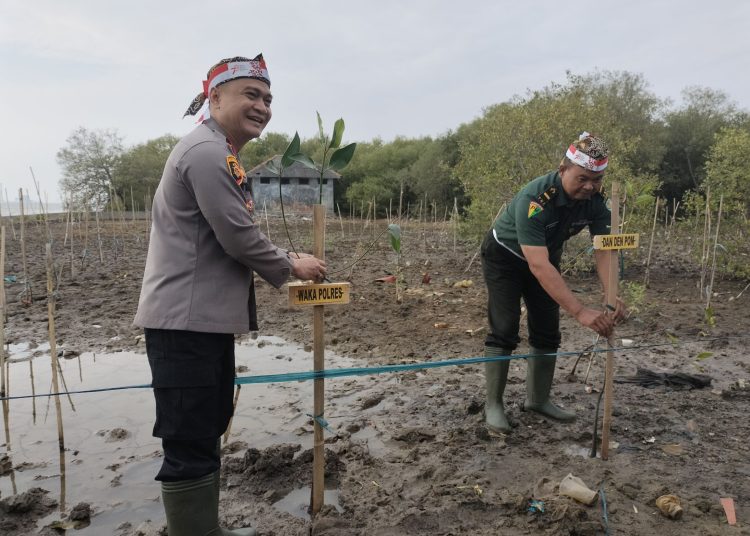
[162,472,256,536]
[524,347,575,421]
[484,346,511,433]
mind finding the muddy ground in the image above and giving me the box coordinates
[0,213,748,535]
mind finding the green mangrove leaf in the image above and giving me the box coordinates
[316,111,325,143]
[388,223,401,253]
[330,118,345,149]
[696,352,713,360]
[266,160,280,174]
[281,132,301,167]
[329,143,357,171]
[289,153,317,171]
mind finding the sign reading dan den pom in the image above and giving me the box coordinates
[593,233,640,250]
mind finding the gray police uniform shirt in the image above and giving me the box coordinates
[492,171,610,263]
[134,118,292,334]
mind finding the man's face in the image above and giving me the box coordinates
[210,78,272,147]
[559,164,605,201]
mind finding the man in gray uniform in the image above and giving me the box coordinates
[134,54,326,536]
[480,133,626,434]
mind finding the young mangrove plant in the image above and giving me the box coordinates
[296,112,357,204]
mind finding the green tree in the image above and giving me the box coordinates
[456,71,661,239]
[660,87,748,200]
[239,131,291,168]
[704,126,750,216]
[113,134,179,210]
[57,127,123,209]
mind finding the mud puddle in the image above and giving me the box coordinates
[0,336,369,534]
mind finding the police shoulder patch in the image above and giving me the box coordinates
[226,155,246,186]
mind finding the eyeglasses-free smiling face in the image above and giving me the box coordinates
[210,78,272,148]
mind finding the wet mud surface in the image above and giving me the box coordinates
[1,215,748,535]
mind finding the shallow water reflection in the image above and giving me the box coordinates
[0,336,358,534]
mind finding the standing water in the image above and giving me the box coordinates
[0,336,359,533]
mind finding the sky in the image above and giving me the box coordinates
[1,0,749,206]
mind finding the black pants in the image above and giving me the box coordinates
[145,328,235,482]
[480,232,561,350]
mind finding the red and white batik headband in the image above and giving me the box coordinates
[565,132,608,172]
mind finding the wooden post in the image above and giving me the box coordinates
[0,227,5,398]
[4,189,16,240]
[19,189,31,305]
[601,182,620,461]
[644,196,660,287]
[46,243,66,511]
[311,204,326,514]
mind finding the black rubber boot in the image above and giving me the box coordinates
[524,347,575,421]
[161,472,256,535]
[484,346,511,433]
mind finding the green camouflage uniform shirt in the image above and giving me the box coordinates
[491,170,610,263]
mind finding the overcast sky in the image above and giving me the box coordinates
[1,0,748,206]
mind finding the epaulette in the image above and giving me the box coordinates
[536,185,558,207]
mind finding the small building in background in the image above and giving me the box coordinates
[248,156,340,211]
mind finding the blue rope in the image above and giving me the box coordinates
[600,484,610,535]
[0,337,737,402]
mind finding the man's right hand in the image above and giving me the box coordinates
[291,256,327,282]
[575,307,615,338]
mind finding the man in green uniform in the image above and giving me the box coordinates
[480,132,625,434]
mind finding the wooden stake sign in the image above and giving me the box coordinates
[592,182,629,461]
[288,282,351,306]
[285,205,351,515]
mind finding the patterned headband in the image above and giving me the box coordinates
[565,131,608,172]
[183,54,270,119]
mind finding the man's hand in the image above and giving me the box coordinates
[575,307,615,338]
[291,256,327,282]
[612,297,627,323]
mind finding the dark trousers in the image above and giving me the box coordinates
[144,328,236,482]
[480,232,561,350]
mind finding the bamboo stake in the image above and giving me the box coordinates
[19,189,31,305]
[95,209,104,263]
[130,186,136,224]
[311,204,326,515]
[336,203,345,238]
[46,243,66,512]
[69,194,75,279]
[601,182,621,461]
[30,356,36,422]
[30,168,51,243]
[699,188,711,297]
[0,227,5,398]
[706,195,724,310]
[644,196,660,287]
[4,188,16,239]
[452,197,458,254]
[398,181,404,222]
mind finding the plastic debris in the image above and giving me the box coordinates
[656,494,683,519]
[720,497,736,525]
[528,499,545,513]
[559,474,597,505]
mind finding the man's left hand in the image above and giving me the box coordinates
[611,297,627,323]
